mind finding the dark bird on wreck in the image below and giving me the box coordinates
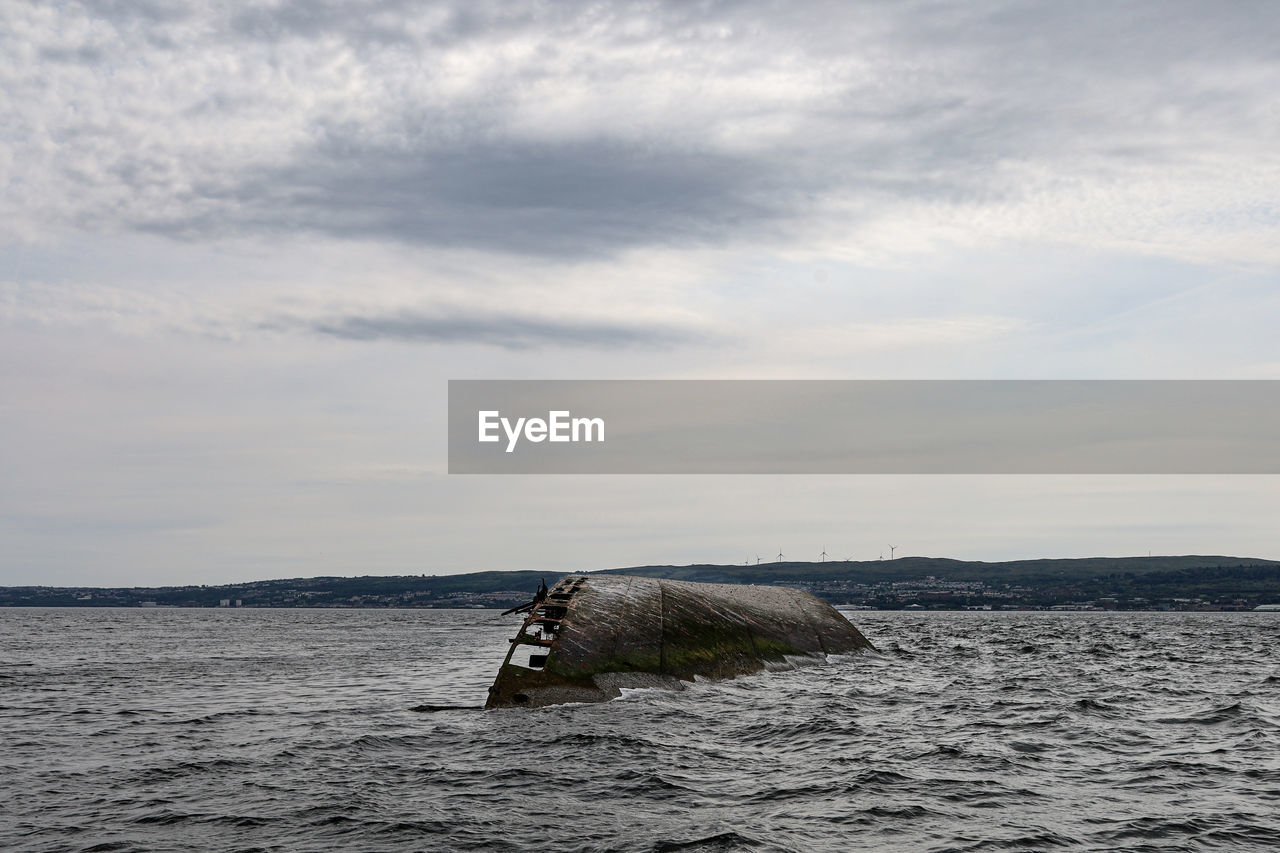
[486,574,875,709]
[500,577,548,616]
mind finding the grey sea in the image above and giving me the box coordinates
[2,608,1278,852]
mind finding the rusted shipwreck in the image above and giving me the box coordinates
[486,574,874,709]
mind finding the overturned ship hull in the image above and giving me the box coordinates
[486,574,874,709]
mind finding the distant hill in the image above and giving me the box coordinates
[598,555,1280,586]
[2,556,1278,610]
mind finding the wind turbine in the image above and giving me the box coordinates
[755,554,761,565]
[889,545,897,560]
[777,548,785,563]
[820,547,828,562]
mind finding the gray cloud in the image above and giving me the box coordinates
[7,0,1277,260]
[301,309,701,349]
[137,137,793,258]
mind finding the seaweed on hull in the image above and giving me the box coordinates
[485,574,875,709]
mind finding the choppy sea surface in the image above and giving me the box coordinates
[2,608,1278,852]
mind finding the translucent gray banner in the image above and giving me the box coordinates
[448,380,1280,474]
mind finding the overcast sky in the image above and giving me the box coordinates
[3,1,1280,586]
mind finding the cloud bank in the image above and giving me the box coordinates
[4,0,1278,262]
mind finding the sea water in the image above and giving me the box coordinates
[2,608,1278,851]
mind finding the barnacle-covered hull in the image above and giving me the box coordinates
[486,574,873,709]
